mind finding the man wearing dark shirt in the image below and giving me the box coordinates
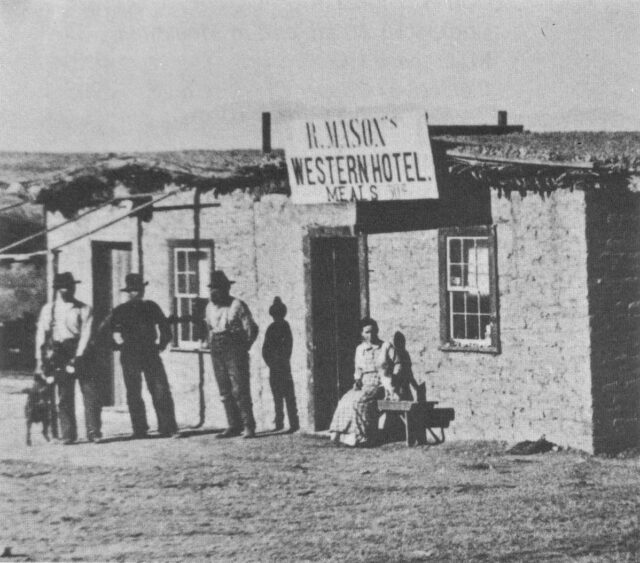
[111,273,178,438]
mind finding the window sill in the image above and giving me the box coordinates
[169,347,210,354]
[439,343,501,355]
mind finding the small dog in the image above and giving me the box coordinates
[24,374,56,446]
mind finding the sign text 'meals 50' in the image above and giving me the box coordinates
[283,111,438,204]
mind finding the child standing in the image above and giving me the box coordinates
[262,297,299,432]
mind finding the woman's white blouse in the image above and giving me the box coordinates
[354,340,399,386]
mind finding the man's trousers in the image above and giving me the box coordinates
[47,340,102,442]
[120,347,178,436]
[210,332,256,432]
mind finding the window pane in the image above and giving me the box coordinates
[474,240,489,293]
[177,250,186,272]
[450,265,463,287]
[452,291,465,314]
[452,314,466,339]
[463,239,475,266]
[479,294,491,314]
[187,251,198,273]
[449,238,461,264]
[475,239,489,275]
[480,315,492,341]
[188,273,198,294]
[477,273,490,295]
[198,256,210,297]
[177,273,187,294]
[466,293,479,314]
[461,264,470,288]
[467,315,479,340]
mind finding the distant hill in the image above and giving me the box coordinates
[0,149,272,185]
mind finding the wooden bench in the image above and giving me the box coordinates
[377,400,455,446]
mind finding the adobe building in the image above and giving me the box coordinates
[29,123,640,455]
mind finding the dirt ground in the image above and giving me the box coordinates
[1,374,639,563]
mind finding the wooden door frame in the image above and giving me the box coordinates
[302,226,369,430]
[91,240,132,406]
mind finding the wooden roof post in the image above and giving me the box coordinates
[498,111,507,128]
[262,112,271,154]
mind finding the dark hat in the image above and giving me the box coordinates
[208,270,235,289]
[269,296,287,318]
[120,273,148,292]
[53,272,81,289]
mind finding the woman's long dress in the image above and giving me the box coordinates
[329,340,399,446]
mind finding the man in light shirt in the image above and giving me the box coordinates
[205,271,259,439]
[35,272,101,444]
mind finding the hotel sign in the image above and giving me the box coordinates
[283,110,438,204]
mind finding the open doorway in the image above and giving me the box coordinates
[91,241,132,407]
[306,228,368,430]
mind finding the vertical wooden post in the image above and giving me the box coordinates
[49,247,61,438]
[262,112,271,154]
[498,111,507,127]
[193,187,206,429]
[137,216,144,278]
[51,249,61,301]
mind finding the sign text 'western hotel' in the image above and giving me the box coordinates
[283,111,438,204]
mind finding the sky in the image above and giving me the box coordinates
[0,0,638,152]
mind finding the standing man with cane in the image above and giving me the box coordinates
[205,271,259,439]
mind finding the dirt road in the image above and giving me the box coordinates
[1,375,639,562]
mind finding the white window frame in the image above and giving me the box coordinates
[168,240,214,350]
[439,226,500,354]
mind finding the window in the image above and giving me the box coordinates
[439,226,500,353]
[168,240,214,349]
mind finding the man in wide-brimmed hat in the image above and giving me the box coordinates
[35,272,101,444]
[110,273,178,438]
[205,270,259,438]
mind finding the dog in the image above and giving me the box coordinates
[24,374,56,446]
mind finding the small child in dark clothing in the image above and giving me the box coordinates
[262,297,299,432]
[392,331,420,400]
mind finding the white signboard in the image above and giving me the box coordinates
[282,110,438,204]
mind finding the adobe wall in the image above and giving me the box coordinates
[586,189,640,454]
[368,189,594,451]
[47,187,597,451]
[46,192,356,435]
[142,192,355,431]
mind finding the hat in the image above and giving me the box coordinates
[53,272,81,289]
[208,270,235,289]
[269,297,287,318]
[120,273,148,292]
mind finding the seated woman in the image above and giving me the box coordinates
[329,317,401,447]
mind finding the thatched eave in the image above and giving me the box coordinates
[33,154,288,218]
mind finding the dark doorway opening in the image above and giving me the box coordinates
[307,230,368,430]
[91,241,132,407]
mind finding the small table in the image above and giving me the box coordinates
[377,400,439,446]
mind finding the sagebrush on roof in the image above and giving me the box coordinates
[1,132,638,216]
[434,132,640,172]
